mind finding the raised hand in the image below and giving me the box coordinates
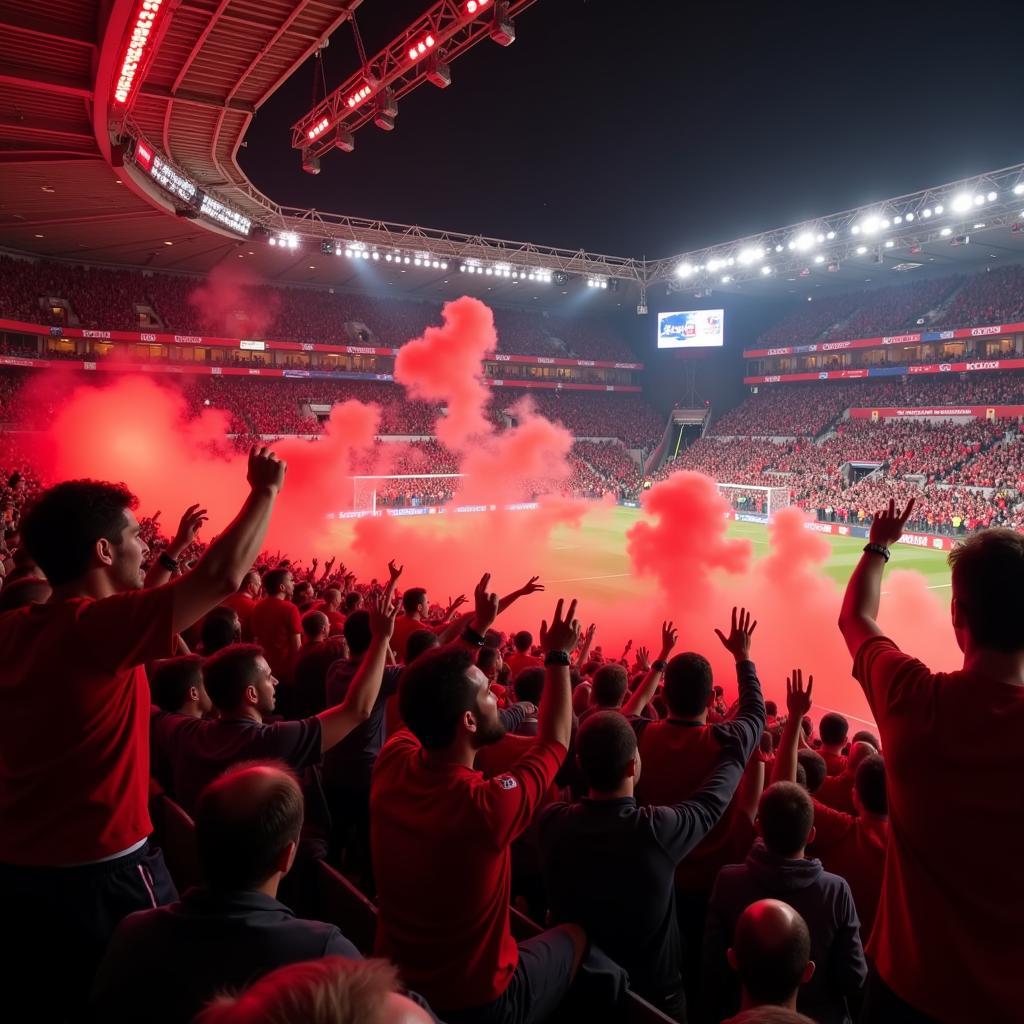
[383,559,404,605]
[636,645,651,671]
[786,668,814,718]
[324,557,336,574]
[869,498,916,547]
[518,576,545,596]
[367,588,399,643]
[172,504,208,549]
[660,620,679,660]
[540,598,581,655]
[447,594,468,614]
[472,572,500,633]
[714,606,758,663]
[247,446,287,494]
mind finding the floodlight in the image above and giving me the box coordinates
[1013,183,1024,196]
[676,263,694,278]
[987,191,997,201]
[940,227,951,236]
[760,266,772,275]
[922,208,932,218]
[826,231,836,240]
[933,204,944,214]
[856,245,867,255]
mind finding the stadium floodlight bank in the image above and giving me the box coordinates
[352,473,465,514]
[717,483,792,522]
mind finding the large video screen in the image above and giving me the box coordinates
[657,309,725,349]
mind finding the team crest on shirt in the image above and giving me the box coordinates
[495,775,518,791]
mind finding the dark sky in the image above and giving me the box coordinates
[240,0,1023,260]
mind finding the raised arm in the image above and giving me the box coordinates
[145,504,207,588]
[574,622,596,666]
[623,620,678,717]
[497,575,545,615]
[838,499,914,657]
[316,589,397,753]
[772,669,814,784]
[712,607,767,749]
[537,597,581,751]
[168,448,285,634]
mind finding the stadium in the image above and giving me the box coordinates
[1,2,1022,1023]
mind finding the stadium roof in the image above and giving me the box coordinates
[2,0,1024,313]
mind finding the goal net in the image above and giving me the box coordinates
[351,474,465,514]
[717,483,792,521]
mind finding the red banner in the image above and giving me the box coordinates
[849,405,1024,419]
[0,318,643,372]
[745,358,1024,384]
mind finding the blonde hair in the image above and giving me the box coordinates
[196,957,398,1024]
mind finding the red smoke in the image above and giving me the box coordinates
[189,265,281,338]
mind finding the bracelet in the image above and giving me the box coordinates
[863,543,890,562]
[461,626,486,647]
[652,659,667,672]
[158,552,179,573]
[544,650,571,667]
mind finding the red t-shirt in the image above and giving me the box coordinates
[815,771,857,815]
[249,597,302,677]
[855,635,1024,1022]
[0,588,175,865]
[370,729,565,1011]
[221,592,256,638]
[810,798,887,941]
[389,615,428,663]
[821,750,848,776]
[505,651,543,679]
[635,720,746,892]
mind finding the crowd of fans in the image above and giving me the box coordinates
[754,264,1024,347]
[0,256,637,361]
[1,446,1020,1024]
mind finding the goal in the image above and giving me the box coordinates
[351,474,465,514]
[717,483,792,521]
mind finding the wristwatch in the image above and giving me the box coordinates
[461,625,486,647]
[158,552,179,573]
[863,543,890,562]
[652,659,667,672]
[544,650,571,667]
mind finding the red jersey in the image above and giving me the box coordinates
[249,597,302,677]
[370,729,565,1011]
[0,587,175,865]
[821,750,848,776]
[389,615,427,663]
[815,771,857,815]
[810,798,887,941]
[505,651,543,679]
[855,635,1024,1022]
[221,592,256,638]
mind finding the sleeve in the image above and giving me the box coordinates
[828,879,868,998]
[381,665,403,698]
[810,798,854,853]
[324,927,363,960]
[477,739,567,848]
[710,660,767,756]
[853,635,937,724]
[267,718,324,769]
[79,587,176,673]
[499,703,527,733]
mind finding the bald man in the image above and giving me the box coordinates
[727,900,815,1015]
[91,763,360,1024]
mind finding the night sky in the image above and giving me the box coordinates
[239,0,1023,260]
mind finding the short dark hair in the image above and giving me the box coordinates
[851,730,880,750]
[732,902,811,1006]
[949,528,1024,652]
[764,700,778,717]
[151,655,204,712]
[201,607,239,655]
[343,591,362,613]
[21,480,137,586]
[195,762,304,890]
[343,609,371,656]
[483,629,503,650]
[591,664,628,708]
[819,712,849,746]
[262,568,290,595]
[513,630,533,653]
[855,754,887,816]
[663,652,713,716]
[759,782,814,857]
[293,581,313,598]
[302,610,329,639]
[203,644,264,711]
[400,645,477,749]
[406,628,440,665]
[577,711,637,792]
[759,730,774,755]
[796,749,827,794]
[514,666,545,705]
[476,645,501,677]
[402,587,427,615]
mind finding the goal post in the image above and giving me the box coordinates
[716,482,792,521]
[351,474,465,514]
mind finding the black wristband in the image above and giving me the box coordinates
[158,552,179,573]
[461,626,486,647]
[652,659,667,672]
[863,543,890,562]
[544,650,571,667]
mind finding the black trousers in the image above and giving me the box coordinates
[0,841,177,1023]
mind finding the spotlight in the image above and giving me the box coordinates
[270,232,299,249]
[1013,183,1024,196]
[922,208,932,218]
[884,240,894,248]
[856,245,868,254]
[933,204,944,214]
[987,191,997,201]
[490,2,515,45]
[814,254,825,263]
[905,212,914,222]
[676,263,694,278]
[826,230,836,240]
[760,266,772,275]
[940,227,951,236]
[974,194,985,206]
[951,194,972,212]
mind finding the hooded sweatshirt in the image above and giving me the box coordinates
[702,839,867,1024]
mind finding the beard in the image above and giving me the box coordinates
[472,714,507,749]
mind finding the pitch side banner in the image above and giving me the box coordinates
[0,318,642,372]
[723,511,958,550]
[744,358,1024,384]
[741,320,1024,358]
[849,405,1024,420]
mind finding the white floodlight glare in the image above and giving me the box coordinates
[856,245,868,255]
[893,215,903,225]
[826,230,836,240]
[922,208,932,218]
[884,240,894,248]
[940,227,952,236]
[707,258,723,272]
[851,225,861,235]
[675,263,694,279]
[774,244,784,253]
[1013,183,1024,196]
[987,191,997,201]
[813,254,825,263]
[787,241,796,251]
[270,231,299,249]
[974,194,985,206]
[760,266,772,275]
[794,232,815,251]
[737,247,763,265]
[933,204,944,214]
[721,275,731,284]
[905,212,914,222]
[361,251,369,259]
[951,193,973,212]
[861,217,879,235]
